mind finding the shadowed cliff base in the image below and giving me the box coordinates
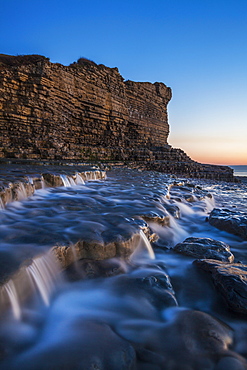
[0,54,236,182]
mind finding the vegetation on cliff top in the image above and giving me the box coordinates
[0,54,50,67]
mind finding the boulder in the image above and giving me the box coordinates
[159,309,247,369]
[209,208,247,240]
[194,259,247,314]
[174,237,234,262]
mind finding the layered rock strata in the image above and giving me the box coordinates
[0,54,235,181]
[0,55,170,159]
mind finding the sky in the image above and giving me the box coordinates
[0,0,246,165]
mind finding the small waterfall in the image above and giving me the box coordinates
[131,230,155,261]
[41,175,46,189]
[0,197,4,209]
[205,195,215,212]
[85,171,91,181]
[16,182,28,200]
[168,215,189,244]
[85,171,98,181]
[26,254,61,306]
[60,174,71,187]
[60,175,76,187]
[139,230,155,259]
[68,176,76,187]
[173,200,195,216]
[28,177,33,185]
[74,172,85,185]
[3,280,21,320]
[165,184,173,199]
[130,229,155,262]
[148,216,188,248]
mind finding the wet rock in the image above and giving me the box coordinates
[194,259,247,314]
[75,239,117,261]
[174,237,234,262]
[52,245,76,270]
[140,273,177,309]
[52,232,142,269]
[209,208,247,240]
[42,173,63,187]
[112,266,178,311]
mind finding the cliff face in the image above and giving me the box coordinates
[0,55,235,181]
[0,55,171,161]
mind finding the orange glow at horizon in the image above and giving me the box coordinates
[169,136,247,166]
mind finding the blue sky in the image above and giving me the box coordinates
[1,0,246,164]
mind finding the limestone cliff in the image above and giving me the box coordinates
[0,54,235,181]
[0,54,170,160]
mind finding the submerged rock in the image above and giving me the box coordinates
[158,309,247,370]
[105,264,178,311]
[209,208,247,240]
[173,237,234,262]
[194,259,247,314]
[9,321,136,370]
[120,308,247,369]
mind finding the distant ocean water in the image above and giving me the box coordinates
[230,165,247,177]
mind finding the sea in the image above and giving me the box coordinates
[230,165,247,177]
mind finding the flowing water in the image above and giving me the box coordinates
[0,168,247,369]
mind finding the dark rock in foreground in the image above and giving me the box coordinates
[194,259,247,314]
[174,237,234,262]
[10,320,136,370]
[131,308,247,369]
[209,208,247,240]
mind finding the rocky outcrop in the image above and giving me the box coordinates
[0,54,236,181]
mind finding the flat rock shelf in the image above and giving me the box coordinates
[0,166,247,370]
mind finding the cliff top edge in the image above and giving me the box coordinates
[0,53,169,89]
